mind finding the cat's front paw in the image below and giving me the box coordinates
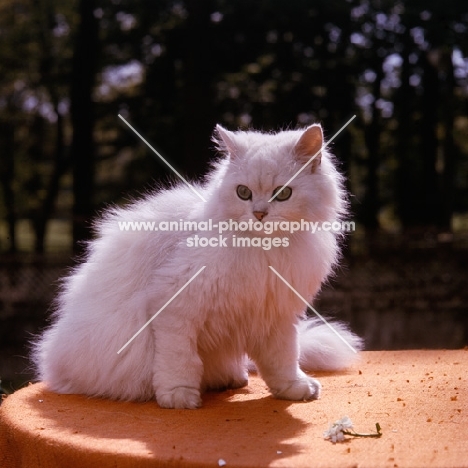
[271,376,321,401]
[157,386,202,409]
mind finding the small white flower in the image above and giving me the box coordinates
[218,459,227,467]
[324,417,382,442]
[323,416,354,443]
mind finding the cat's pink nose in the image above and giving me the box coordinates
[253,211,268,221]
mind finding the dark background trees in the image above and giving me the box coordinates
[1,0,467,252]
[1,0,468,389]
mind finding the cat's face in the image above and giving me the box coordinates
[211,125,345,228]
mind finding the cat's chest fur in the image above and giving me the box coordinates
[177,233,328,347]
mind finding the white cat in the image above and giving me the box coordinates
[33,123,363,409]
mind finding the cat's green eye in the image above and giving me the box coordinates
[273,186,292,201]
[237,185,252,200]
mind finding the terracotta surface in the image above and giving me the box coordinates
[0,350,467,468]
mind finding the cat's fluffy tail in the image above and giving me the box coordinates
[297,318,364,371]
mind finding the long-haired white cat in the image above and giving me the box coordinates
[33,123,362,409]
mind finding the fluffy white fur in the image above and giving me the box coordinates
[33,124,363,409]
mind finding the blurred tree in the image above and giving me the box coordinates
[395,20,416,230]
[0,0,75,253]
[0,117,16,253]
[30,0,72,252]
[70,0,98,252]
[181,0,217,177]
[439,45,456,231]
[419,49,439,227]
[0,0,28,253]
[1,0,468,253]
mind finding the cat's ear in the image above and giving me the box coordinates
[294,124,323,172]
[214,125,241,159]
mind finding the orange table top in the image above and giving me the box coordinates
[1,350,467,468]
